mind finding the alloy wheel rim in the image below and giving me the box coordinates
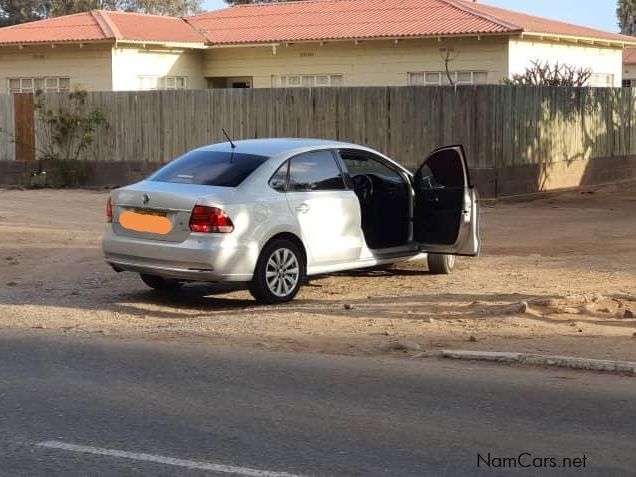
[266,248,300,297]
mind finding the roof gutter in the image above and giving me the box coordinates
[0,39,115,48]
[520,31,636,48]
[204,32,518,49]
[114,39,207,49]
[207,42,280,49]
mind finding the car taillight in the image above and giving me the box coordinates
[106,196,113,223]
[189,205,234,233]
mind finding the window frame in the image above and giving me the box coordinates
[274,149,348,193]
[407,71,489,86]
[137,75,188,91]
[7,76,70,94]
[273,74,344,88]
[268,159,290,193]
[336,148,408,188]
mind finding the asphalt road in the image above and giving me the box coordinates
[0,331,634,476]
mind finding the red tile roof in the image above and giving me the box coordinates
[0,1,632,48]
[105,11,205,43]
[624,48,636,64]
[460,1,633,44]
[186,0,635,46]
[0,10,204,45]
[186,0,517,45]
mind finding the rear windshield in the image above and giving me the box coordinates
[148,150,269,187]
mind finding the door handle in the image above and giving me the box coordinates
[296,203,310,213]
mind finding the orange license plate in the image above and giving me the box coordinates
[119,210,172,235]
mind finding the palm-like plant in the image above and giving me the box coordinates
[618,0,636,35]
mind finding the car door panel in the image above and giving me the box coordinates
[413,145,481,256]
[287,190,363,264]
[285,151,363,265]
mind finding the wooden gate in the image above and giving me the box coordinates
[13,93,35,161]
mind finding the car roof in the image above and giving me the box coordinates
[197,138,365,157]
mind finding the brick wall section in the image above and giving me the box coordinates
[0,160,160,189]
[0,160,40,186]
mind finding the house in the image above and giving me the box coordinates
[0,0,633,93]
[623,48,636,87]
[0,11,207,93]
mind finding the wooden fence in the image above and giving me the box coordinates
[1,85,636,184]
[0,94,14,161]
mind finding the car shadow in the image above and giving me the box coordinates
[138,282,252,306]
[2,250,634,333]
[330,266,431,278]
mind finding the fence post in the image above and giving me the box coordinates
[13,93,35,161]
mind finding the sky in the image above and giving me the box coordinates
[201,0,620,33]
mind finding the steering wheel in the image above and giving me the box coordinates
[351,174,374,203]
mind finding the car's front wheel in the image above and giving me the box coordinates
[427,254,456,275]
[249,239,305,304]
[139,273,183,291]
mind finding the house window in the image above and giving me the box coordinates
[623,79,634,88]
[408,71,489,86]
[589,73,614,87]
[137,76,187,91]
[8,76,70,93]
[162,76,187,90]
[273,74,344,87]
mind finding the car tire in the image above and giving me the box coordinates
[427,254,456,275]
[139,273,183,291]
[249,239,305,304]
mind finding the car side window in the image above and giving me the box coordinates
[339,149,404,183]
[269,161,289,192]
[288,150,346,192]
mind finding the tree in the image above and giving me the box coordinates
[131,0,201,16]
[505,60,593,87]
[0,0,49,27]
[48,0,136,18]
[224,0,292,5]
[440,47,459,86]
[0,0,201,26]
[34,89,107,164]
[618,0,636,36]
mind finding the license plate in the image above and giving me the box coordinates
[119,210,172,235]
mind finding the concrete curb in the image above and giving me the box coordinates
[441,350,636,376]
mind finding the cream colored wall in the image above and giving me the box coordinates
[509,38,623,87]
[111,46,206,91]
[0,43,112,93]
[203,38,510,88]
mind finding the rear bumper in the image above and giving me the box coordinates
[102,226,258,282]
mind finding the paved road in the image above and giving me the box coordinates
[0,331,634,476]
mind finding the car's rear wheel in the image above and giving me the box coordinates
[427,254,456,275]
[139,273,183,291]
[249,239,305,304]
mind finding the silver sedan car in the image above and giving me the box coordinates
[102,139,480,303]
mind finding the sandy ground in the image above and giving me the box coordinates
[0,184,635,361]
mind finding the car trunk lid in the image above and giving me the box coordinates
[111,181,234,242]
